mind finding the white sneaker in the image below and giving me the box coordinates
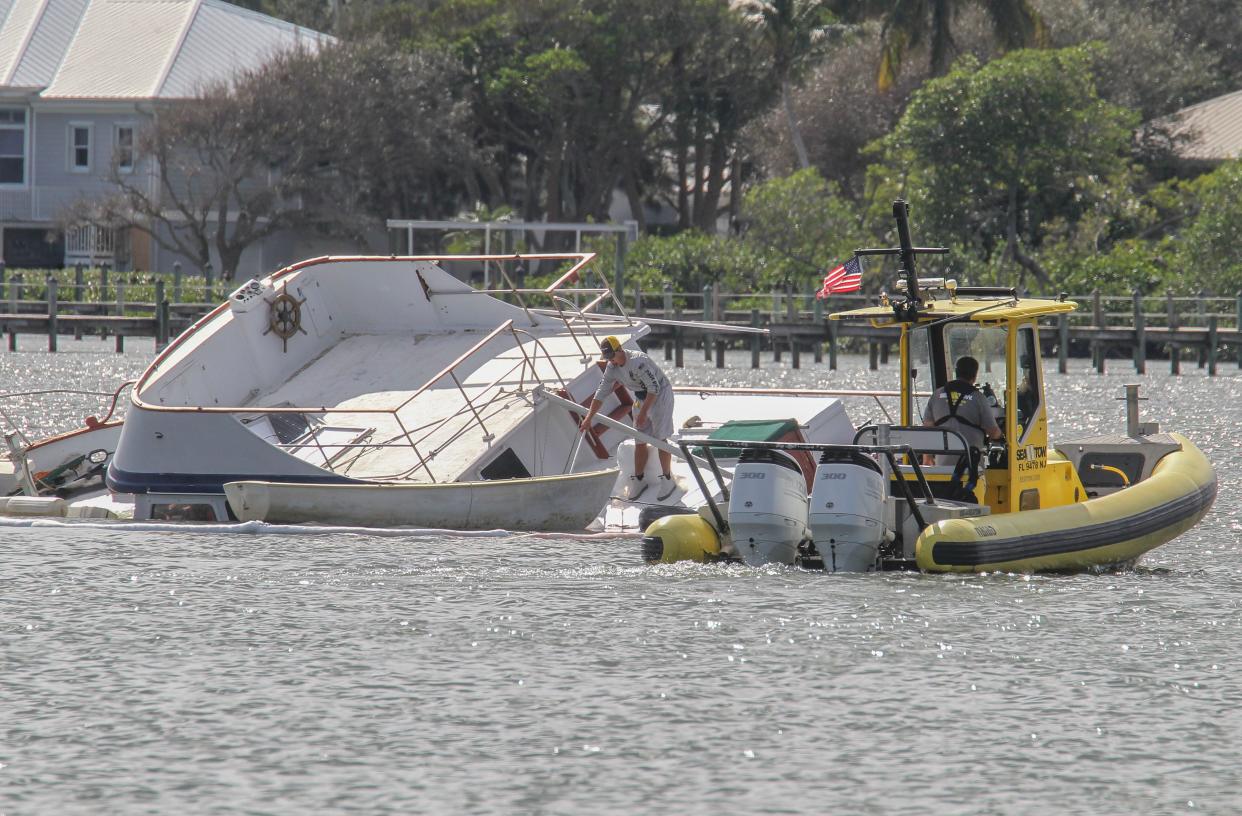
[628,475,649,500]
[656,473,677,501]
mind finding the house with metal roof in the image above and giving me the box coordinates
[0,0,329,273]
[1159,88,1242,166]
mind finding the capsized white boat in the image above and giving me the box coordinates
[105,252,652,524]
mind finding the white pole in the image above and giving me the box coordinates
[484,225,491,289]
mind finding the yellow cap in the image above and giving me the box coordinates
[600,336,622,358]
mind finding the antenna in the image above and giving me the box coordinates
[893,200,920,307]
[853,199,948,322]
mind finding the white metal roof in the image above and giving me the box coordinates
[0,0,327,100]
[0,0,47,87]
[1163,88,1242,163]
[10,0,88,89]
[162,1,325,98]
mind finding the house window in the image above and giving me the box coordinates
[69,123,91,172]
[115,125,134,172]
[0,108,26,185]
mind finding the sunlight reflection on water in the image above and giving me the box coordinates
[2,339,1240,815]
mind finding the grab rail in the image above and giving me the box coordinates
[0,380,135,445]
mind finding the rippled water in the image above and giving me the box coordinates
[3,336,1241,815]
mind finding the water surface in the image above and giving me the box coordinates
[2,337,1240,814]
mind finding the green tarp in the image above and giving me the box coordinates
[692,418,799,459]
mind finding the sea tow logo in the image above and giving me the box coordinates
[1014,444,1047,473]
[738,472,766,480]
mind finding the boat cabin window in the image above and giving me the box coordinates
[1014,326,1041,442]
[907,327,936,421]
[940,323,1006,419]
[932,323,1042,443]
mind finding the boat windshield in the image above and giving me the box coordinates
[944,323,1008,423]
[923,322,1043,442]
[909,321,1042,443]
[906,323,1006,420]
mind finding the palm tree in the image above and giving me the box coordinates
[828,0,1049,92]
[738,0,837,169]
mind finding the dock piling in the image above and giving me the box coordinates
[46,277,58,352]
[663,285,672,361]
[155,280,168,350]
[674,307,684,368]
[702,284,712,361]
[1058,314,1068,374]
[1197,289,1207,368]
[1132,289,1146,374]
[5,272,15,351]
[750,309,760,369]
[1208,315,1218,376]
[827,320,838,370]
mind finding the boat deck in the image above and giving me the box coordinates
[252,326,624,482]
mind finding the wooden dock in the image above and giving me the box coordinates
[637,316,1242,377]
[2,279,1240,376]
[633,287,1242,377]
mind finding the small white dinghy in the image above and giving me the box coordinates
[223,468,620,531]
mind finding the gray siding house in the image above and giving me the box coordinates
[0,0,333,275]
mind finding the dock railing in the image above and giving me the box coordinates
[1,261,1239,373]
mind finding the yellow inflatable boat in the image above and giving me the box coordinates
[642,200,1216,574]
[914,432,1216,572]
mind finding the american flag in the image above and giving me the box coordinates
[816,256,862,299]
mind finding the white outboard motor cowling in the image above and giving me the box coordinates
[809,450,885,572]
[727,448,809,566]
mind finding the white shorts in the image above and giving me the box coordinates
[636,390,675,441]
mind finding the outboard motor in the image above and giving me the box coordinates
[809,449,886,572]
[727,448,810,566]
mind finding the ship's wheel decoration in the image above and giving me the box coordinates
[263,281,307,352]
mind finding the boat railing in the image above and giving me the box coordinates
[547,294,603,360]
[0,380,134,446]
[672,386,904,426]
[400,252,633,361]
[243,318,577,483]
[502,252,633,359]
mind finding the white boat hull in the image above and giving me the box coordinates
[224,468,621,531]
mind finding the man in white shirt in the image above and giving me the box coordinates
[578,336,676,501]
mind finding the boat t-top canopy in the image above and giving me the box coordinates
[831,293,1077,327]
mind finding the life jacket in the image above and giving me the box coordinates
[933,379,983,500]
[933,380,984,433]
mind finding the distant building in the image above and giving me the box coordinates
[0,0,331,274]
[1159,88,1242,166]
